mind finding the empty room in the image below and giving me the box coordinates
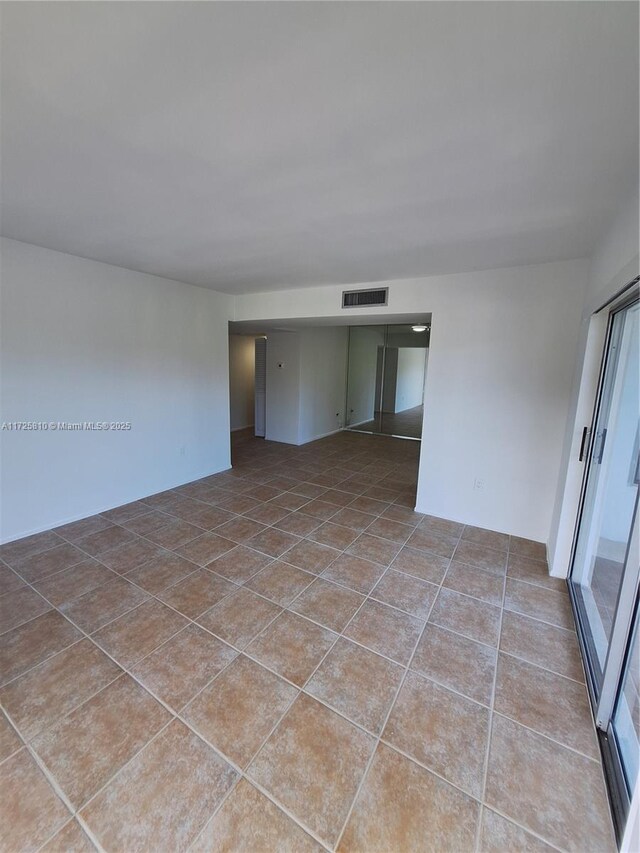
[0,2,639,851]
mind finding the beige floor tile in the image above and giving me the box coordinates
[288,483,327,500]
[345,599,423,665]
[504,577,574,630]
[364,516,414,544]
[0,610,81,686]
[250,485,284,502]
[269,492,312,511]
[32,674,170,808]
[131,624,237,709]
[246,561,315,606]
[479,808,556,852]
[507,553,567,592]
[346,534,401,566]
[301,499,340,520]
[348,496,388,516]
[54,515,115,541]
[500,611,584,681]
[190,779,322,852]
[509,536,546,561]
[485,714,614,851]
[143,518,203,550]
[411,623,497,705]
[121,510,173,536]
[12,543,87,583]
[309,522,359,550]
[75,526,135,557]
[283,539,341,574]
[274,512,322,537]
[213,517,268,545]
[320,489,355,507]
[418,516,465,538]
[494,653,598,758]
[207,545,273,583]
[0,710,22,761]
[0,586,52,634]
[80,720,237,851]
[33,560,114,607]
[406,527,459,559]
[97,538,165,574]
[248,694,374,846]
[371,569,437,619]
[40,819,96,852]
[184,655,297,767]
[384,671,489,797]
[246,528,302,559]
[321,553,386,594]
[0,531,64,566]
[0,749,70,852]
[124,551,197,594]
[246,611,337,686]
[216,494,260,515]
[60,576,149,633]
[198,588,282,649]
[338,742,479,853]
[381,504,424,525]
[290,579,365,632]
[443,561,504,606]
[328,507,377,531]
[243,503,291,526]
[0,639,121,740]
[101,501,149,525]
[452,540,507,575]
[306,637,403,733]
[461,525,509,552]
[92,600,188,668]
[429,588,501,646]
[390,545,450,584]
[0,562,27,596]
[158,569,236,619]
[174,532,237,566]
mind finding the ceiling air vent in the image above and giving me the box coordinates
[342,287,388,308]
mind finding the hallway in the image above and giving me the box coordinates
[0,432,614,851]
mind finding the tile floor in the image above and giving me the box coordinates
[0,431,616,852]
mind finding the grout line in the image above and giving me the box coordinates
[3,436,602,853]
[473,538,509,853]
[333,525,460,850]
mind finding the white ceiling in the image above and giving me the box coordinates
[1,2,637,294]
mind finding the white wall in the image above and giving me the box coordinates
[395,347,427,413]
[548,188,640,574]
[264,327,348,446]
[229,334,255,431]
[265,332,300,445]
[0,238,233,542]
[234,258,589,542]
[346,326,385,426]
[299,327,348,443]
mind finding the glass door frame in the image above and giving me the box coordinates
[568,282,640,838]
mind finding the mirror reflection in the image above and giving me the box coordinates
[345,323,430,439]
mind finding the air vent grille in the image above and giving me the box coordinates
[342,287,388,308]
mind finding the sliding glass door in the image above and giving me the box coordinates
[569,290,639,831]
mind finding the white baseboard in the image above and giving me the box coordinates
[231,424,255,433]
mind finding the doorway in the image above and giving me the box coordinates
[569,288,639,835]
[345,322,429,440]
